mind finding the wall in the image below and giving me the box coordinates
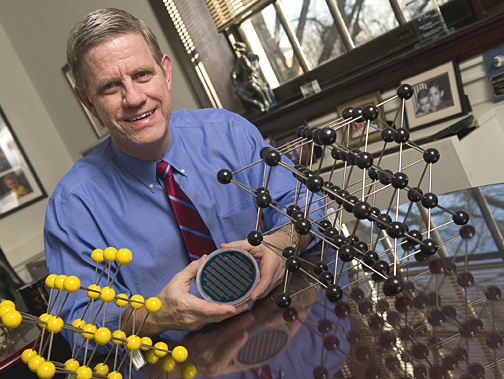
[0,1,200,281]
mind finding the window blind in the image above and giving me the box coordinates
[204,0,271,31]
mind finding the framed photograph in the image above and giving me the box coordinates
[62,64,109,138]
[0,106,47,217]
[337,91,387,147]
[402,60,469,130]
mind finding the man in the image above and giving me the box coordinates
[45,8,319,354]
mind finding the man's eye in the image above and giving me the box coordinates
[101,82,116,93]
[136,71,151,80]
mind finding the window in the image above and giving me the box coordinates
[206,0,449,88]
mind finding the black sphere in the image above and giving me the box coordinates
[391,172,409,189]
[247,231,263,246]
[285,256,302,272]
[393,128,410,143]
[319,271,334,286]
[421,192,438,208]
[343,195,358,213]
[331,147,340,161]
[259,146,272,159]
[312,366,329,379]
[354,240,368,253]
[353,201,372,219]
[408,187,424,202]
[323,226,338,240]
[335,189,349,205]
[326,284,343,303]
[307,175,324,192]
[255,192,272,208]
[282,246,295,258]
[485,285,502,301]
[453,210,470,225]
[314,261,328,275]
[342,107,353,119]
[332,234,347,247]
[319,127,337,145]
[423,148,440,164]
[275,293,291,308]
[383,275,404,296]
[376,214,392,230]
[356,152,374,169]
[368,207,381,222]
[263,149,281,166]
[368,167,379,181]
[352,107,364,122]
[317,219,332,232]
[379,169,394,185]
[217,169,233,184]
[294,218,312,235]
[420,239,438,256]
[287,204,301,217]
[406,229,423,245]
[386,221,406,239]
[397,84,414,99]
[362,104,379,121]
[296,125,309,138]
[290,209,305,221]
[459,224,476,240]
[381,127,395,143]
[339,244,355,262]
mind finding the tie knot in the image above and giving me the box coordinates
[156,160,171,179]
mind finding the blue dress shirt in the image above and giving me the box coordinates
[44,108,324,349]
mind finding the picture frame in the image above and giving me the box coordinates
[337,91,387,147]
[0,106,47,218]
[402,60,469,130]
[62,64,109,138]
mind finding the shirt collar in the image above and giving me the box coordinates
[111,126,187,190]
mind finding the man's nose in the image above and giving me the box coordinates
[122,82,146,106]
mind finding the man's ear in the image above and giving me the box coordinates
[161,55,173,91]
[74,87,99,118]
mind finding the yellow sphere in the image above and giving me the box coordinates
[63,276,81,293]
[64,358,80,371]
[112,330,126,345]
[2,310,22,329]
[54,275,67,291]
[71,318,86,329]
[129,295,144,310]
[140,336,152,351]
[45,316,64,334]
[116,248,133,265]
[0,304,14,318]
[114,293,129,308]
[144,349,159,364]
[125,335,141,351]
[180,362,197,379]
[145,297,162,314]
[153,342,168,358]
[28,355,45,372]
[21,348,37,364]
[172,346,188,364]
[103,247,117,262]
[107,371,123,379]
[75,366,92,379]
[82,324,97,340]
[100,286,116,303]
[91,248,104,263]
[94,363,109,375]
[86,284,101,300]
[94,327,112,345]
[159,356,176,372]
[38,313,51,328]
[0,300,15,308]
[45,274,57,289]
[36,361,56,379]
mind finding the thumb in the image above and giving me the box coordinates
[178,254,207,281]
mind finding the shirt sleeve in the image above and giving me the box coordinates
[225,113,326,248]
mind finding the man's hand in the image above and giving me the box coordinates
[123,255,249,337]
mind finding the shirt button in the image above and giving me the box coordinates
[181,169,185,174]
[149,184,154,189]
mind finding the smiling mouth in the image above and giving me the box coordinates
[126,110,154,122]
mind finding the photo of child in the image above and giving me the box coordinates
[0,172,32,200]
[413,73,454,118]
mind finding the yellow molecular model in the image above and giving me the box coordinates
[0,247,196,379]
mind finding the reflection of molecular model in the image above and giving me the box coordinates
[0,247,196,379]
[217,84,503,378]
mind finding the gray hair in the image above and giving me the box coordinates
[67,8,163,91]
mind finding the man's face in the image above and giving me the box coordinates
[428,86,444,109]
[76,33,173,160]
[418,96,430,114]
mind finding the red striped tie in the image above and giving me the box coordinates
[156,161,216,260]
